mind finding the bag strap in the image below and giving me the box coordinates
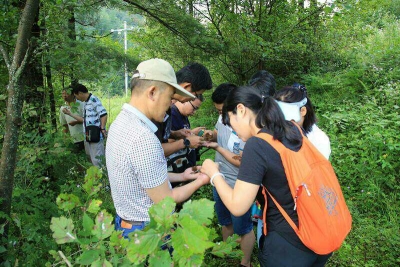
[262,185,299,235]
[256,122,306,155]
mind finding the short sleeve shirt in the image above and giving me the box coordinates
[83,93,107,130]
[214,115,245,187]
[59,100,85,143]
[106,104,170,222]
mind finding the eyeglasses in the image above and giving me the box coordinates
[189,101,199,111]
[194,92,204,101]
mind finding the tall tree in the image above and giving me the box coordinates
[0,0,40,238]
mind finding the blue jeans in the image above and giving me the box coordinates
[115,215,173,253]
[213,187,254,235]
[114,215,148,239]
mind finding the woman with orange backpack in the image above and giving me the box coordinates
[201,85,351,266]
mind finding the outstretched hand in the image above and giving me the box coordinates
[200,159,220,179]
[201,141,218,149]
[182,166,210,185]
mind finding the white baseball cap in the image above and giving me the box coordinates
[275,98,307,122]
[133,58,195,99]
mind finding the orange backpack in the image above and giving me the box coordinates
[257,124,352,255]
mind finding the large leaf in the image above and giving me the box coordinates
[83,166,103,196]
[126,229,160,265]
[87,199,103,214]
[171,216,214,260]
[148,197,176,232]
[80,212,94,237]
[56,193,81,211]
[210,234,242,258]
[179,198,214,226]
[76,249,101,265]
[148,250,172,267]
[50,217,76,244]
[91,210,114,240]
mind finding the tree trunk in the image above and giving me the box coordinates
[45,58,57,129]
[0,0,40,240]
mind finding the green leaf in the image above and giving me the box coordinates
[211,240,239,258]
[148,250,172,267]
[83,167,103,196]
[177,254,203,267]
[81,212,94,237]
[110,230,129,249]
[87,199,103,214]
[91,210,114,240]
[76,249,101,265]
[0,94,7,100]
[171,216,214,260]
[56,193,81,211]
[179,198,214,226]
[91,258,113,267]
[50,217,76,244]
[0,246,6,254]
[126,229,160,265]
[148,197,176,232]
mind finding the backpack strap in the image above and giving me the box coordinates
[262,185,300,236]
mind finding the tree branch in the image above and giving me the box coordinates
[0,44,11,70]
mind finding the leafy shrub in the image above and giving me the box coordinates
[49,167,242,266]
[314,82,400,266]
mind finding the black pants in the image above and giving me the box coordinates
[258,231,332,267]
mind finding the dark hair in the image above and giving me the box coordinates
[248,70,276,97]
[222,86,301,144]
[176,62,213,92]
[274,84,316,134]
[211,83,237,104]
[70,83,88,94]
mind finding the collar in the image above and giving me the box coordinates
[122,103,158,133]
[85,93,92,102]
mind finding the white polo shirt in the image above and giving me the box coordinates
[106,104,170,222]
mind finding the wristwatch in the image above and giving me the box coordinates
[183,138,190,148]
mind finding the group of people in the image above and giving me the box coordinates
[59,58,332,266]
[59,84,108,167]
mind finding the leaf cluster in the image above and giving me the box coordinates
[50,167,242,266]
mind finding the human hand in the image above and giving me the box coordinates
[186,135,203,148]
[182,166,202,181]
[202,130,214,141]
[62,108,71,115]
[68,120,79,126]
[200,159,220,179]
[202,141,218,149]
[191,127,206,136]
[101,129,107,138]
[173,129,192,139]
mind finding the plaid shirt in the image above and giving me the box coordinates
[106,104,170,222]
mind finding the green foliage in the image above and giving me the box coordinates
[50,167,242,266]
[307,81,400,266]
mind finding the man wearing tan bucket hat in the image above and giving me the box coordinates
[106,58,210,238]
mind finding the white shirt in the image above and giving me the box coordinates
[307,124,331,159]
[106,104,170,222]
[59,100,85,143]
